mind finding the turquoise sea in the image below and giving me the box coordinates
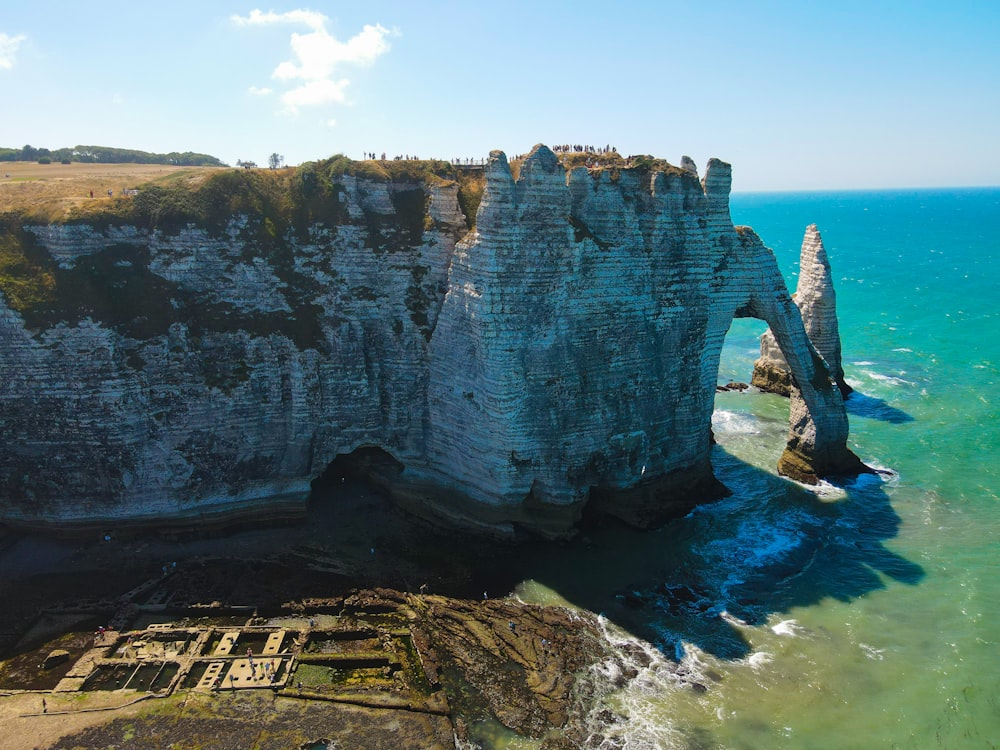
[501,188,999,749]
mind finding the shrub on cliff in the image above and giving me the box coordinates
[320,154,456,184]
[0,226,56,311]
[456,170,485,229]
[128,183,205,229]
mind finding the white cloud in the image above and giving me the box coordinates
[0,32,26,70]
[326,119,337,128]
[281,78,350,109]
[248,85,273,96]
[232,9,394,114]
[232,9,327,32]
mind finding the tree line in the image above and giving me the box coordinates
[0,144,225,167]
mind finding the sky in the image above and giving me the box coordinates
[1,1,998,191]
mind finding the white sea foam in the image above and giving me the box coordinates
[711,409,760,435]
[700,506,805,568]
[720,610,750,628]
[580,616,692,749]
[860,643,885,661]
[892,347,913,353]
[810,480,849,499]
[771,619,804,637]
[862,370,914,386]
[747,651,774,669]
[865,463,899,484]
[729,516,805,568]
[694,507,819,616]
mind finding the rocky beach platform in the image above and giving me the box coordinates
[0,481,635,749]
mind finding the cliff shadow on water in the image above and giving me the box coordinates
[506,450,925,661]
[302,443,925,663]
[844,389,915,425]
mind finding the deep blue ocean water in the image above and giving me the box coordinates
[501,187,999,749]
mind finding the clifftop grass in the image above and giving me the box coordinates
[0,156,482,227]
[0,152,698,326]
[29,156,485,233]
[0,162,219,224]
[0,156,481,343]
[0,153,694,235]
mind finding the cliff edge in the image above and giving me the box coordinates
[0,146,867,538]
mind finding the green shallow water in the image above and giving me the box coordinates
[501,188,1000,749]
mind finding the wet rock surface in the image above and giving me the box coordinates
[415,594,605,737]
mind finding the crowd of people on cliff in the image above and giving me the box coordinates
[361,151,488,165]
[360,144,622,164]
[357,144,635,169]
[551,144,618,155]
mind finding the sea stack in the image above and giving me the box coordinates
[752,224,852,399]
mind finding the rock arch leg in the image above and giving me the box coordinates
[739,233,869,483]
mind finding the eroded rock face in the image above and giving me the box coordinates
[0,146,865,537]
[753,224,853,399]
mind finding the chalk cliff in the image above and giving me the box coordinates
[0,146,866,538]
[752,224,853,398]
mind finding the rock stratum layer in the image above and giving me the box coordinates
[0,146,866,538]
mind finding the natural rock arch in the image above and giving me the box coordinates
[721,227,867,483]
[410,146,868,534]
[0,145,869,540]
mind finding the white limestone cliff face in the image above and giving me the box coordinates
[0,147,866,538]
[752,224,852,398]
[0,177,464,531]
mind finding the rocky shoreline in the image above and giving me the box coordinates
[0,481,682,749]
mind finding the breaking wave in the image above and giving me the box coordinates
[710,409,761,435]
[572,617,693,750]
[859,370,914,387]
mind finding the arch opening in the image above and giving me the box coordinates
[712,317,792,472]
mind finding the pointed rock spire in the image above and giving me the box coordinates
[752,224,852,398]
